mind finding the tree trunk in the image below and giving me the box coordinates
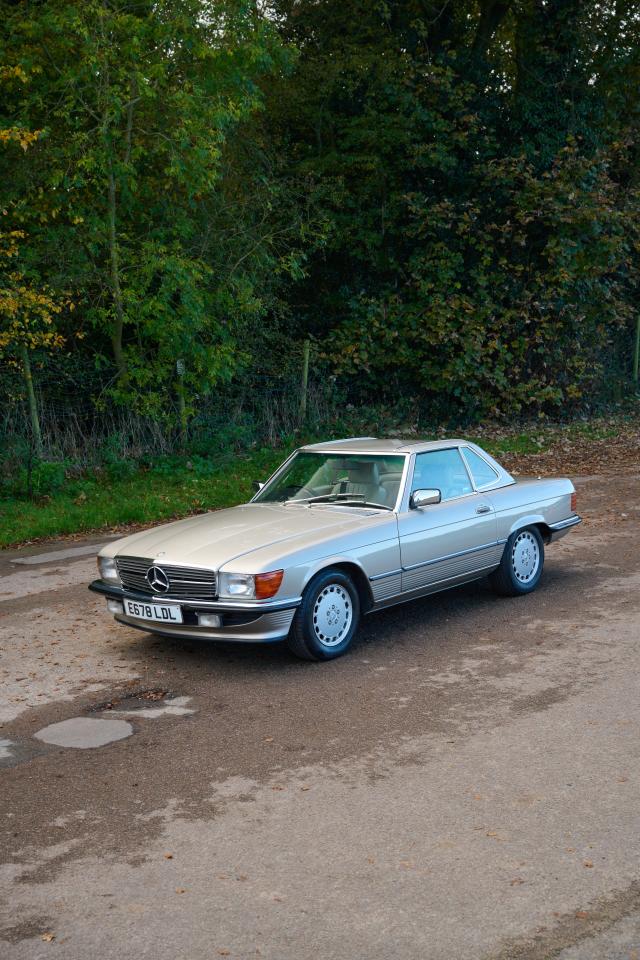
[471,0,512,68]
[19,342,43,458]
[107,163,127,381]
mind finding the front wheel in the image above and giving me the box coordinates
[287,568,360,661]
[489,526,544,597]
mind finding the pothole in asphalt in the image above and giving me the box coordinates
[34,717,133,749]
[89,687,170,712]
[105,695,194,719]
[89,688,195,718]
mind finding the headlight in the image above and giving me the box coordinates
[218,570,284,600]
[98,555,121,585]
[218,572,255,598]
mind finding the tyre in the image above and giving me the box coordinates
[287,568,360,661]
[489,526,545,597]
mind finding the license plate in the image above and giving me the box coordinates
[123,599,183,624]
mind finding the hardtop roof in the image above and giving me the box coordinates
[300,437,469,455]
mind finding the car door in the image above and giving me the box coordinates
[397,448,500,594]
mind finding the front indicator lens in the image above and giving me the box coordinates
[255,570,284,599]
[98,556,121,585]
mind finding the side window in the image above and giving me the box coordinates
[412,449,473,501]
[464,449,499,488]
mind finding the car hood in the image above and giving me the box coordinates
[104,502,386,570]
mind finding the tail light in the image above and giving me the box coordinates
[570,492,577,513]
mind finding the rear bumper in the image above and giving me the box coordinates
[89,579,299,643]
[548,515,582,542]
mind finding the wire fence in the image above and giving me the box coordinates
[0,353,341,466]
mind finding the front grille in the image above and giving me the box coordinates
[116,556,217,600]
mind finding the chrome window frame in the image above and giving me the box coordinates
[459,446,502,492]
[399,446,476,512]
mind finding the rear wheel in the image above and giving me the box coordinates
[287,568,360,661]
[489,526,544,597]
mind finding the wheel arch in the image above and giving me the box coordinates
[302,559,375,613]
[508,515,552,545]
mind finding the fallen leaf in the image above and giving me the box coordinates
[41,932,55,943]
[175,887,187,894]
[583,860,593,868]
[510,878,525,886]
[164,853,173,859]
[575,911,590,919]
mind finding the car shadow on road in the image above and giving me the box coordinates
[121,558,589,679]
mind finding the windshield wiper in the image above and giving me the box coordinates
[285,493,391,511]
[329,499,391,511]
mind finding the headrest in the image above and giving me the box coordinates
[347,461,380,483]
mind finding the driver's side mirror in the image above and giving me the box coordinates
[410,488,441,509]
[252,480,264,493]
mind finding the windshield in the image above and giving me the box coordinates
[254,451,406,510]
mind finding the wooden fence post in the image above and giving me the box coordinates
[176,359,187,450]
[299,338,310,421]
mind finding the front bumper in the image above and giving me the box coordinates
[89,579,300,643]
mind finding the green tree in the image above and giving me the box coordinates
[268,0,640,417]
[0,0,290,419]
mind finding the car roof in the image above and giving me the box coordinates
[301,437,470,455]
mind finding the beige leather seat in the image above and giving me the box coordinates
[332,461,387,504]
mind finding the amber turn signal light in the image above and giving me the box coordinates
[255,569,284,599]
[570,492,577,513]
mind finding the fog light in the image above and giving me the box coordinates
[107,599,123,615]
[198,613,222,628]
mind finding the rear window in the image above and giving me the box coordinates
[464,449,499,487]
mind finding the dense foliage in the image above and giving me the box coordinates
[1,0,639,460]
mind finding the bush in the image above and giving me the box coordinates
[12,459,70,498]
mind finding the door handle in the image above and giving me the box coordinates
[476,505,491,514]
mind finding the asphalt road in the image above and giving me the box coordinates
[1,471,639,960]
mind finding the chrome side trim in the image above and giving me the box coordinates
[371,561,501,611]
[89,580,301,612]
[549,515,582,531]
[369,568,402,582]
[401,539,502,573]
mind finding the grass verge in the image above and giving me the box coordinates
[1,410,637,548]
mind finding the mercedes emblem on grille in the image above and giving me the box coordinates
[146,565,170,593]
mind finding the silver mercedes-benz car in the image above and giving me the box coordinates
[90,437,581,660]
